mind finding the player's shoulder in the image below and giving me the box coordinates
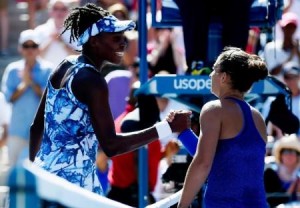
[201,100,222,116]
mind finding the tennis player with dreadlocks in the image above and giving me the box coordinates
[29,3,191,195]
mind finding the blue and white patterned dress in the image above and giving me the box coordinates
[34,62,103,195]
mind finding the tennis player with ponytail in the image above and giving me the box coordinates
[171,47,269,207]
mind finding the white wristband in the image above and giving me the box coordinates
[155,121,173,139]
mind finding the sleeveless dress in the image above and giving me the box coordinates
[34,61,103,195]
[204,97,268,208]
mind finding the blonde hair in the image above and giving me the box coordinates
[272,134,300,164]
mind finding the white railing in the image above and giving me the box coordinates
[23,161,133,208]
[146,190,182,208]
[23,161,182,208]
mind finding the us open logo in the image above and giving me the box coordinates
[173,78,211,91]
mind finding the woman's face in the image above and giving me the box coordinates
[280,148,299,167]
[209,64,224,96]
[96,32,128,64]
[50,2,69,25]
[20,40,40,60]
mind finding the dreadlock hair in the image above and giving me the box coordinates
[61,3,111,44]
